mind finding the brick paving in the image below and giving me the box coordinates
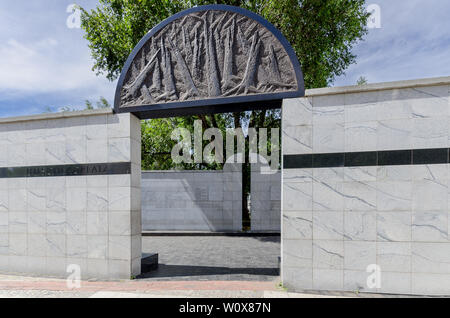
[0,276,282,298]
[0,278,278,292]
[0,275,360,298]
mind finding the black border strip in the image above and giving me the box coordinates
[0,162,131,179]
[284,148,450,169]
[142,231,280,237]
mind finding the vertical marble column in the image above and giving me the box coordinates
[281,79,450,295]
[0,110,142,280]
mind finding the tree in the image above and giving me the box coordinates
[357,76,368,85]
[80,0,369,167]
[80,0,369,229]
[81,0,369,88]
[44,97,111,113]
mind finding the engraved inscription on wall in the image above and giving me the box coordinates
[119,9,298,108]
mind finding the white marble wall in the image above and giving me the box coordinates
[250,164,281,232]
[142,164,242,232]
[0,110,141,279]
[282,80,450,295]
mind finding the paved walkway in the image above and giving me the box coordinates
[0,274,355,298]
[0,275,279,297]
[0,235,287,298]
[140,236,281,281]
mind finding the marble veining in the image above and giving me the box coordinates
[283,213,312,239]
[377,212,412,242]
[282,126,312,154]
[313,212,344,240]
[313,242,344,269]
[344,211,376,241]
[282,81,450,295]
[412,211,448,242]
[0,112,141,279]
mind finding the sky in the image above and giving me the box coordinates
[0,0,449,118]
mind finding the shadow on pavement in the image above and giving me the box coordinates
[248,236,281,243]
[137,264,279,280]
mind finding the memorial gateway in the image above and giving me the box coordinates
[1,4,450,296]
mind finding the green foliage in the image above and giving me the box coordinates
[141,114,234,171]
[79,0,369,222]
[44,97,111,113]
[356,76,368,85]
[85,99,94,110]
[140,110,280,171]
[261,0,370,88]
[277,281,288,291]
[79,0,369,165]
[96,96,111,108]
[80,0,186,81]
[83,96,111,110]
[79,0,369,155]
[141,117,192,170]
[80,0,369,88]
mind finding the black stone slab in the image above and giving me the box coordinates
[313,153,345,168]
[141,253,159,272]
[0,162,131,179]
[284,148,450,169]
[378,150,412,166]
[345,151,377,167]
[142,231,281,237]
[413,148,448,165]
[283,154,312,169]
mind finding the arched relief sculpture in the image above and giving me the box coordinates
[115,5,305,118]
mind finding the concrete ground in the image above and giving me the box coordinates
[139,235,281,281]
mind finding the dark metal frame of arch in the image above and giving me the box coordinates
[114,4,305,119]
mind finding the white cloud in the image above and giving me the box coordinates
[0,0,449,117]
[0,37,115,99]
[334,0,450,86]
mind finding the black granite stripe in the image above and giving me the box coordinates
[413,148,448,165]
[0,162,131,179]
[378,150,412,166]
[345,151,377,167]
[313,153,345,168]
[283,154,312,169]
[284,148,450,169]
